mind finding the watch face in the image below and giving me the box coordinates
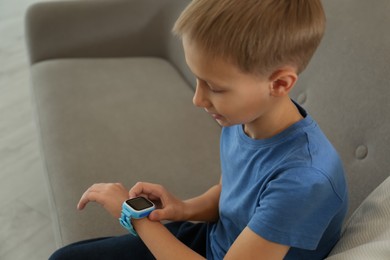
[126,197,154,211]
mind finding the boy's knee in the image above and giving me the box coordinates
[48,245,82,260]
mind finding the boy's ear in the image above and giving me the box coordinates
[269,68,298,97]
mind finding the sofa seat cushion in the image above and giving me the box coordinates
[327,176,390,259]
[31,57,221,245]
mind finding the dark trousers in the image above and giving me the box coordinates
[49,222,208,260]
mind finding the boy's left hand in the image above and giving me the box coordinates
[77,183,129,218]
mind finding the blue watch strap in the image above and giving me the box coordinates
[119,210,138,236]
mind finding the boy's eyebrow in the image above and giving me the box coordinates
[185,59,227,88]
[193,73,226,88]
[191,72,207,82]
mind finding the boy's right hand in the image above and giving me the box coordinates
[129,182,187,222]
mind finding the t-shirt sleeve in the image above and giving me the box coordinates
[248,167,345,250]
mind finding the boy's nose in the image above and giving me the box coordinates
[193,84,211,108]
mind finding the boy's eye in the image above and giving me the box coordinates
[196,78,226,93]
[210,88,225,93]
[206,82,225,93]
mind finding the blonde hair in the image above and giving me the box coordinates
[173,0,326,75]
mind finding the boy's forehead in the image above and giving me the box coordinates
[183,38,237,82]
[182,35,202,57]
[183,37,267,84]
[182,37,234,69]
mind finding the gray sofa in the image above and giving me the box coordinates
[25,0,390,258]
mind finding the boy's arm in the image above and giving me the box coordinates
[182,180,221,222]
[224,227,290,260]
[133,219,289,260]
[129,181,222,260]
[129,179,221,222]
[131,180,287,259]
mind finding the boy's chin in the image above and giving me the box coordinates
[215,119,235,127]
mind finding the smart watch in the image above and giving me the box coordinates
[119,197,155,236]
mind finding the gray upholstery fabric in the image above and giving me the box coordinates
[31,58,220,245]
[26,0,390,251]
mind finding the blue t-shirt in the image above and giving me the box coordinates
[207,106,348,259]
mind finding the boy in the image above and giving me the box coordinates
[50,0,348,259]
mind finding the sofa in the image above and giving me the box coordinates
[25,0,390,258]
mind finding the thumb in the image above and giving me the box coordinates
[148,209,166,221]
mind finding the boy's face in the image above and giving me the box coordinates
[183,37,276,129]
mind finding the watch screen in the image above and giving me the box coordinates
[126,197,153,211]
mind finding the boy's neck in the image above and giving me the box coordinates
[243,98,303,140]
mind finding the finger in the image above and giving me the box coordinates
[129,182,151,198]
[77,188,92,210]
[149,205,175,221]
[77,185,98,210]
[129,182,164,199]
[77,190,99,210]
[146,193,161,202]
[148,209,165,221]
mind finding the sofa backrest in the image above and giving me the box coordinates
[168,0,390,218]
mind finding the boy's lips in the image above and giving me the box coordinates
[211,114,223,120]
[205,109,223,120]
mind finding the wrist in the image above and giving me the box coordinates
[132,217,163,237]
[181,200,193,221]
[132,217,150,229]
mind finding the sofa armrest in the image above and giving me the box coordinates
[25,0,188,65]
